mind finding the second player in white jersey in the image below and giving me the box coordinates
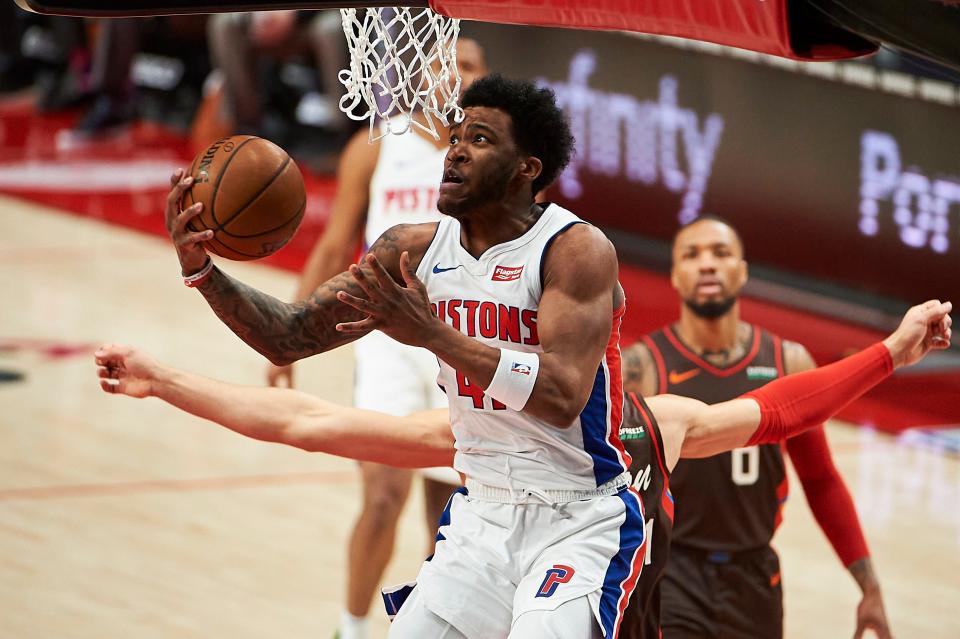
[417,204,631,491]
[353,122,448,417]
[363,122,447,249]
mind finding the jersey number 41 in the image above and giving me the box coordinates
[457,371,507,411]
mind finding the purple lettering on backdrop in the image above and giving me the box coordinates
[537,49,724,224]
[860,130,960,254]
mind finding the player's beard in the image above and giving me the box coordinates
[684,295,737,319]
[438,162,513,217]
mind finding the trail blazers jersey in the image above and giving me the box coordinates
[416,204,630,490]
[643,325,788,551]
[619,392,674,639]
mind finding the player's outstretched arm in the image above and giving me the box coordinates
[674,299,952,458]
[95,344,456,468]
[164,169,433,365]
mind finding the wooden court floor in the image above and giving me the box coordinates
[2,196,958,638]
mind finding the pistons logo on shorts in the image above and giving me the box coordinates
[535,564,576,598]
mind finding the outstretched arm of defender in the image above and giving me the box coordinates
[95,344,455,468]
[657,300,952,460]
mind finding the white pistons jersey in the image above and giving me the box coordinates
[364,127,447,250]
[415,203,630,491]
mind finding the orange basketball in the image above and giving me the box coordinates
[182,135,306,261]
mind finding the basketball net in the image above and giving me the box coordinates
[339,7,462,141]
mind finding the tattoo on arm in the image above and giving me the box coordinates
[622,343,657,395]
[196,225,412,365]
[622,345,645,392]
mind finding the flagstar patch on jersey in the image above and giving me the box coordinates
[492,265,524,281]
[511,362,532,375]
[747,366,778,380]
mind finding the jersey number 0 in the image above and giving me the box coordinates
[731,446,760,486]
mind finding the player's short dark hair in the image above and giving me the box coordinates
[459,74,574,194]
[672,214,745,256]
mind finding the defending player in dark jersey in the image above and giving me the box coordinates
[618,393,673,639]
[95,300,952,637]
[622,215,892,639]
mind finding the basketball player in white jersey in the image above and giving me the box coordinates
[165,75,628,637]
[263,38,487,639]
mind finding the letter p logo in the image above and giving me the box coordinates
[536,564,575,598]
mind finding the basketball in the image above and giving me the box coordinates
[181,135,306,261]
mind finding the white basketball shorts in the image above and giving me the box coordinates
[387,473,646,638]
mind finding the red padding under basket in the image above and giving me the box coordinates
[430,0,876,60]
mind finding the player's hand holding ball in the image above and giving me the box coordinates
[165,169,212,276]
[164,135,306,276]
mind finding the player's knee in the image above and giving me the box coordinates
[360,484,410,524]
[361,502,404,530]
[361,466,413,502]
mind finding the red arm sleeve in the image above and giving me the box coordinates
[744,343,893,446]
[786,426,869,566]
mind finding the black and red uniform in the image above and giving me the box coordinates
[643,324,789,638]
[618,392,674,639]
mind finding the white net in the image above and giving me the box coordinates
[339,7,463,141]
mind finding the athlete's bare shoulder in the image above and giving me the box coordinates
[622,341,658,396]
[547,221,616,258]
[367,222,440,281]
[542,222,618,298]
[782,339,816,374]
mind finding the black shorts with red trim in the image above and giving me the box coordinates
[660,544,783,639]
